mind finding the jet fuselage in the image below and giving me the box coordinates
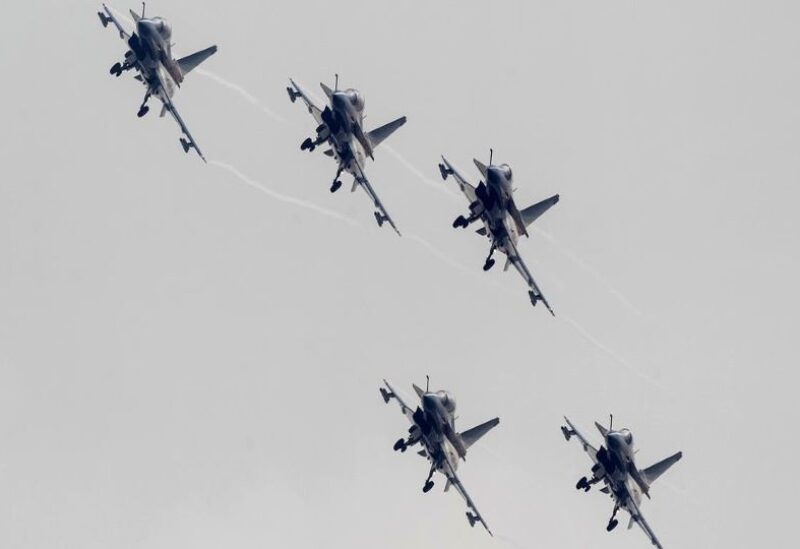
[600,429,645,509]
[481,164,523,252]
[130,16,182,98]
[326,89,370,178]
[419,390,461,474]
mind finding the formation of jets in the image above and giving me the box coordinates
[97,5,684,547]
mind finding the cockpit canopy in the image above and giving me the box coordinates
[346,89,365,111]
[499,163,513,181]
[151,17,172,39]
[435,390,456,412]
[619,428,633,445]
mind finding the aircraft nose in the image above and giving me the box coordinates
[422,394,438,411]
[487,167,507,187]
[332,93,348,110]
[606,433,623,450]
[137,20,154,36]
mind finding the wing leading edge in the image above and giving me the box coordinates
[160,90,207,162]
[506,237,554,315]
[442,459,493,535]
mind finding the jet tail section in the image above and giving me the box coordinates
[177,45,218,76]
[473,159,488,178]
[367,116,407,149]
[521,194,560,227]
[320,83,334,100]
[459,417,500,451]
[641,451,683,485]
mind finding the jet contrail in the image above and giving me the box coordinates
[405,233,481,280]
[210,160,360,228]
[531,226,644,317]
[194,69,286,124]
[378,144,644,316]
[179,45,642,320]
[382,145,461,200]
[560,315,667,391]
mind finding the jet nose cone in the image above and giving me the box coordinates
[422,394,438,411]
[607,433,624,450]
[137,20,154,36]
[332,93,348,110]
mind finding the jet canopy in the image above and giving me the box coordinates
[345,89,365,111]
[435,390,456,413]
[149,17,172,39]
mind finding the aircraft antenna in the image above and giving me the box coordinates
[425,374,430,393]
[141,1,146,17]
[335,73,339,91]
[609,414,614,431]
[489,148,493,166]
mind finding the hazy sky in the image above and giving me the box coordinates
[1,1,799,548]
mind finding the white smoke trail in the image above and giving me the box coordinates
[380,144,644,316]
[382,145,461,200]
[560,315,666,391]
[210,160,360,228]
[194,69,286,124]
[532,226,644,317]
[405,234,479,279]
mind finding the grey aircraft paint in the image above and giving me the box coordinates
[440,153,559,313]
[381,379,499,535]
[98,3,217,160]
[288,76,406,234]
[562,416,683,549]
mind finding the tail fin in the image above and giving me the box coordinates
[641,451,683,485]
[521,194,560,227]
[177,45,218,76]
[459,417,500,451]
[473,159,488,178]
[367,116,407,149]
[320,82,334,100]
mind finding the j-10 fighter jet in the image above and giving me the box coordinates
[439,152,559,314]
[287,76,406,235]
[562,416,683,548]
[97,3,217,161]
[381,378,499,534]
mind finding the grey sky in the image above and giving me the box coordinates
[1,1,798,547]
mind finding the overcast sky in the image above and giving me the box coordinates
[1,1,799,548]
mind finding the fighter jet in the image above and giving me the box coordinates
[97,3,217,161]
[439,152,559,314]
[287,76,406,235]
[380,378,499,534]
[561,415,683,548]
